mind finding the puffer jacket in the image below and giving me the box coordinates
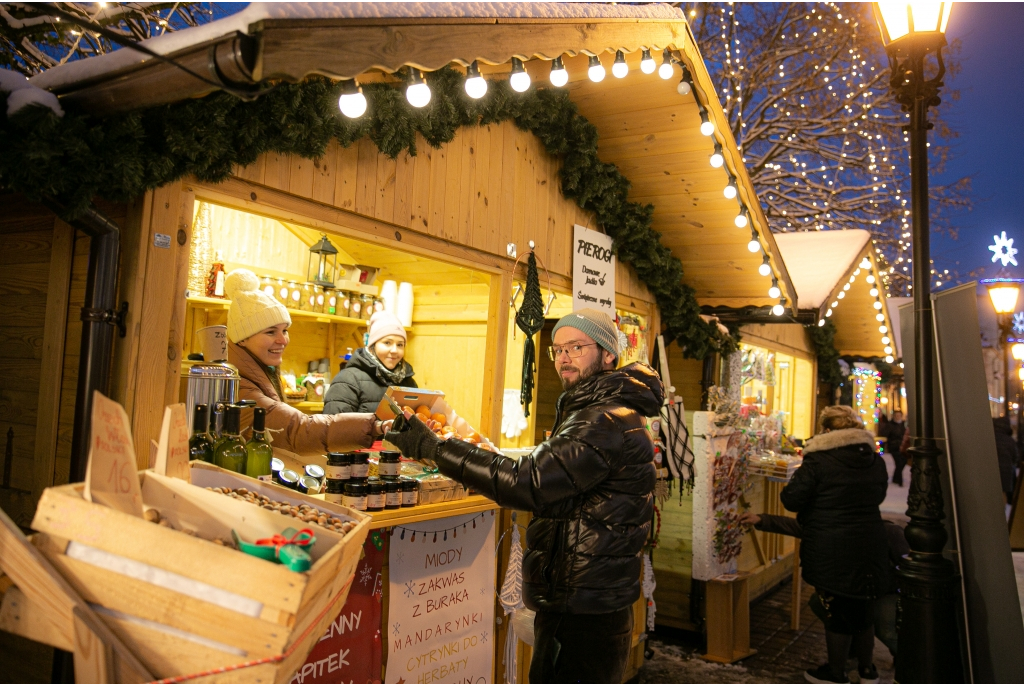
[323,347,416,414]
[229,343,375,457]
[780,427,889,599]
[434,362,663,614]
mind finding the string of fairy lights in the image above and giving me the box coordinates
[335,43,788,316]
[818,255,895,363]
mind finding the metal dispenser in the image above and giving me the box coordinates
[185,361,240,435]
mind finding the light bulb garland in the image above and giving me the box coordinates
[549,56,568,87]
[587,54,606,83]
[464,60,488,99]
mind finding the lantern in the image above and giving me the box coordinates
[982,278,1022,315]
[307,234,339,288]
[873,2,953,56]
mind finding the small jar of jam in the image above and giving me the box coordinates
[366,478,386,512]
[343,481,368,510]
[351,452,370,480]
[400,477,418,507]
[270,457,284,483]
[325,452,351,481]
[378,450,401,478]
[279,468,300,490]
[298,475,321,496]
[325,478,345,504]
[305,463,325,481]
[385,480,402,509]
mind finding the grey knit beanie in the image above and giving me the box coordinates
[552,308,619,359]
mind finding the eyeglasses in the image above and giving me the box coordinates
[548,343,597,361]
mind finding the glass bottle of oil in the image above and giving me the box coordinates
[213,405,246,474]
[245,407,274,479]
[189,404,214,463]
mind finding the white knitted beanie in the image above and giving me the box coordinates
[367,310,407,346]
[224,269,291,343]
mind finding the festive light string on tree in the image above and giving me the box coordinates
[0,60,749,357]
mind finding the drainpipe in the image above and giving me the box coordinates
[43,200,126,484]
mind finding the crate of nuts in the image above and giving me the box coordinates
[29,464,371,683]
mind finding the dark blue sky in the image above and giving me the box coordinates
[933,2,1024,285]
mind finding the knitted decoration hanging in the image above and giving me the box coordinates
[499,521,526,684]
[515,252,545,418]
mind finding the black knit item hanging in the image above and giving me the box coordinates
[516,252,545,418]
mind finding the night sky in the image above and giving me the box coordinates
[932,3,1024,286]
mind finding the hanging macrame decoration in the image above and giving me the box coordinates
[515,252,545,418]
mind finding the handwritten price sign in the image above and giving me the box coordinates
[154,403,190,481]
[83,391,144,518]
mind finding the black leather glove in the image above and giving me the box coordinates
[384,414,442,463]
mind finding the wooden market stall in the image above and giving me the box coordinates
[0,3,818,682]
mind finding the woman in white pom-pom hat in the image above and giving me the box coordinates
[224,269,385,457]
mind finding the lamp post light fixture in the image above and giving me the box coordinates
[873,2,963,682]
[983,278,1023,418]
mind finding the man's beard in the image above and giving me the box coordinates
[559,355,605,391]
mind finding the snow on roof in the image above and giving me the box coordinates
[1,68,63,117]
[773,229,872,309]
[31,2,685,92]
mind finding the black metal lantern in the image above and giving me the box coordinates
[307,234,338,288]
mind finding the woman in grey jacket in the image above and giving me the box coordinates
[324,311,416,415]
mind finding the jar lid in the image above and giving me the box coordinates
[279,469,300,487]
[271,457,284,473]
[344,481,367,495]
[385,479,401,491]
[379,450,401,461]
[298,475,320,494]
[305,464,325,479]
[351,451,370,462]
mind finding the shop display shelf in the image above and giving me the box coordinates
[187,295,379,328]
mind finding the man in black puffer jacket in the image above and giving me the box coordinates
[387,308,663,684]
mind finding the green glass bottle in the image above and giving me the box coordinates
[189,404,215,463]
[213,405,246,474]
[245,407,274,479]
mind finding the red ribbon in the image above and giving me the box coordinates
[254,528,315,557]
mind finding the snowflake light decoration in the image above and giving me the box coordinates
[990,231,1019,267]
[1014,312,1024,335]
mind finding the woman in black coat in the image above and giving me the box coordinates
[323,311,416,415]
[780,405,889,684]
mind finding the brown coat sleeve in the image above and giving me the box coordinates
[238,377,375,457]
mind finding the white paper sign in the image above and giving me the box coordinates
[385,511,496,684]
[573,224,615,314]
[83,391,144,518]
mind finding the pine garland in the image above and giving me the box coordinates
[805,320,844,387]
[0,67,737,358]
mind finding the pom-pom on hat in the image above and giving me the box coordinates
[367,310,407,346]
[224,269,291,343]
[552,308,619,359]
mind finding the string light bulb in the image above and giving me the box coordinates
[819,319,826,327]
[677,65,692,95]
[338,79,367,118]
[879,325,888,333]
[587,55,606,82]
[659,48,674,79]
[509,57,531,92]
[884,346,893,355]
[882,336,891,345]
[747,230,761,253]
[773,299,786,316]
[876,313,886,322]
[406,69,431,108]
[612,50,628,78]
[724,176,737,199]
[758,255,771,277]
[735,208,749,228]
[769,279,781,299]
[464,61,487,99]
[709,143,724,168]
[885,355,895,363]
[699,108,714,136]
[549,56,568,87]
[640,48,656,74]
[873,301,883,310]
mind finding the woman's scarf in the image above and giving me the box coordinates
[363,346,412,386]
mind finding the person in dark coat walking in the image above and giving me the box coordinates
[780,405,889,684]
[885,410,907,486]
[386,309,662,684]
[993,416,1019,503]
[323,311,416,415]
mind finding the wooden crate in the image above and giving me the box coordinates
[29,469,371,683]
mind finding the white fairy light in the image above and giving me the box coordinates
[588,55,606,82]
[338,80,367,118]
[406,70,431,108]
[658,48,674,79]
[612,50,628,79]
[640,48,656,74]
[510,57,531,92]
[464,61,487,99]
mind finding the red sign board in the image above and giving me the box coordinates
[291,533,386,683]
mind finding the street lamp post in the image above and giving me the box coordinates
[1014,341,1024,453]
[983,279,1022,416]
[873,3,963,682]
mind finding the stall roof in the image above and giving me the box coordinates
[31,2,797,311]
[775,229,894,359]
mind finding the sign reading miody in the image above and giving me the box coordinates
[573,224,616,314]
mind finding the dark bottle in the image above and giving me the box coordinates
[244,407,274,479]
[213,405,247,474]
[189,404,214,463]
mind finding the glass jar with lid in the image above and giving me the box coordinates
[324,288,339,316]
[286,281,302,310]
[275,278,289,305]
[314,285,326,313]
[360,294,375,321]
[260,275,276,301]
[300,283,314,312]
[348,292,363,319]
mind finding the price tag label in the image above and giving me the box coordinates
[154,403,190,481]
[83,391,144,518]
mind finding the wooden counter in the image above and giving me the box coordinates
[309,492,500,529]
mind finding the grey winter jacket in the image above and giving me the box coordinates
[323,347,416,414]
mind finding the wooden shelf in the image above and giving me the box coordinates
[187,295,372,327]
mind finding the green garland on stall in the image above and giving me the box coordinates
[805,320,844,388]
[0,67,737,358]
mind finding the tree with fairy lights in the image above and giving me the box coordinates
[684,2,971,295]
[1,2,223,75]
